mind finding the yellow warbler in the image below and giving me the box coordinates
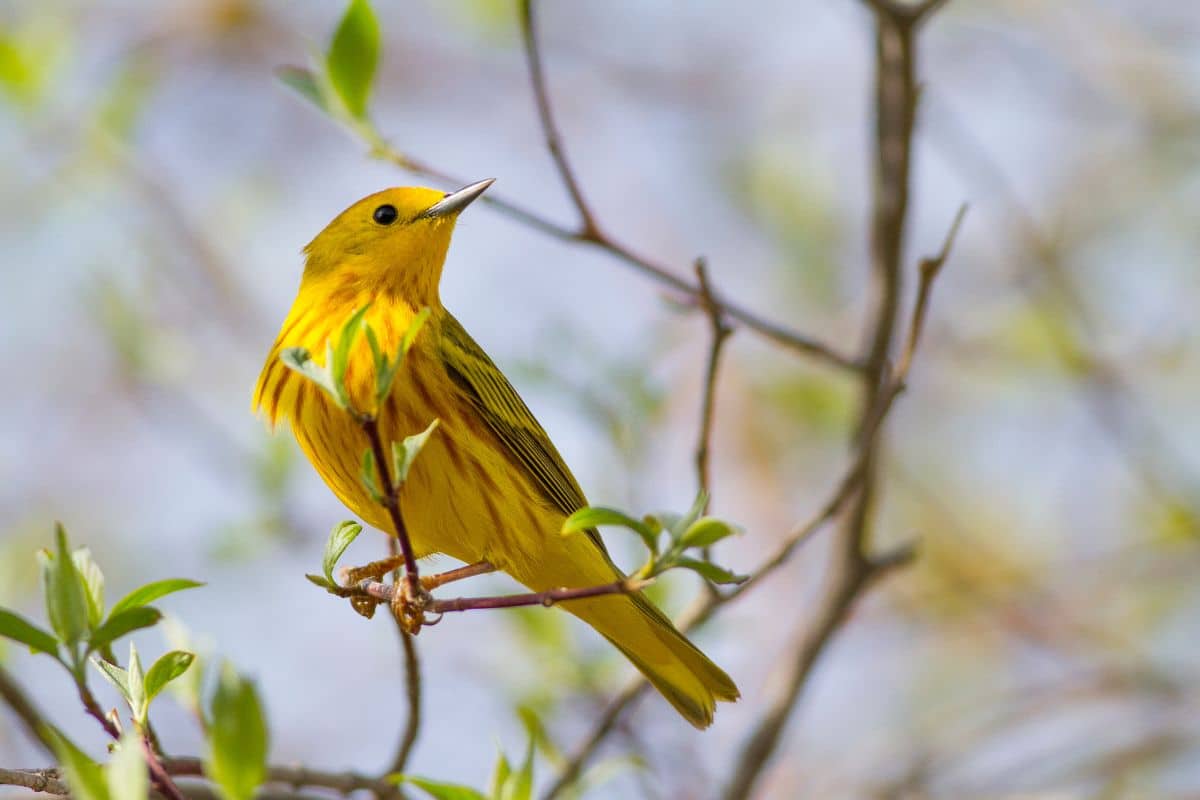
[254,180,738,727]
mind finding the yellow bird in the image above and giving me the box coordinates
[254,180,738,727]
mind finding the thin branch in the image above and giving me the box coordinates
[164,757,399,797]
[382,537,422,780]
[366,124,855,371]
[0,665,57,757]
[360,417,423,620]
[355,577,650,616]
[0,768,69,795]
[518,0,600,239]
[693,258,734,505]
[720,1,957,794]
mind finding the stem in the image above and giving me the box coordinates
[356,578,648,615]
[361,417,421,600]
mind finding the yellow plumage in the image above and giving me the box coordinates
[254,183,738,727]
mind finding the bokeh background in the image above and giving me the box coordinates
[3,1,1199,797]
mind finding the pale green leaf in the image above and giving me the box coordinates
[106,731,148,800]
[72,548,105,631]
[678,517,741,550]
[88,607,162,654]
[322,521,363,586]
[206,664,268,800]
[144,650,194,706]
[109,579,203,618]
[392,419,440,485]
[326,0,380,119]
[46,725,111,800]
[0,607,58,656]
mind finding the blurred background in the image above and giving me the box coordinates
[2,0,1199,797]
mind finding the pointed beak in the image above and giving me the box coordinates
[421,178,495,219]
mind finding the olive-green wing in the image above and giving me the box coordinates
[438,313,606,551]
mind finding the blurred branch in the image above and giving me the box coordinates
[383,538,421,779]
[0,665,56,757]
[721,1,957,794]
[364,6,858,372]
[0,768,69,795]
[692,258,734,506]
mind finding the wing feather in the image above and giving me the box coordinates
[438,313,607,552]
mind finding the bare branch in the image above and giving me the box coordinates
[0,665,57,757]
[518,0,601,239]
[0,768,69,796]
[354,577,651,617]
[693,258,734,506]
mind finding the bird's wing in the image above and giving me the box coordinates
[438,313,608,553]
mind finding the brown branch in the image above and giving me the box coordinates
[0,665,57,757]
[693,258,734,505]
[366,118,854,371]
[164,757,399,797]
[518,0,600,239]
[360,417,422,618]
[0,768,69,795]
[719,0,955,794]
[381,537,422,781]
[355,577,650,616]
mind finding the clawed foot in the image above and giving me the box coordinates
[337,559,496,631]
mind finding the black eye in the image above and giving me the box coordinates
[373,204,398,225]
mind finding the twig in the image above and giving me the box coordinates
[518,0,600,240]
[386,630,421,778]
[356,578,650,616]
[0,768,69,795]
[693,258,734,505]
[359,417,423,617]
[164,757,400,797]
[719,1,954,795]
[0,665,57,757]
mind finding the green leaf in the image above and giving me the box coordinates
[88,607,162,654]
[391,419,440,485]
[674,558,747,586]
[279,347,338,402]
[144,650,194,706]
[46,725,111,800]
[161,619,207,720]
[275,65,327,112]
[92,658,132,705]
[389,776,487,800]
[72,548,105,631]
[361,449,381,500]
[305,573,337,591]
[561,507,657,554]
[671,491,709,539]
[403,307,432,354]
[326,0,380,120]
[106,731,148,800]
[109,579,204,618]
[679,517,741,550]
[489,751,512,800]
[46,524,90,650]
[0,607,58,656]
[498,734,534,800]
[206,664,268,800]
[331,305,371,408]
[127,642,147,724]
[322,521,363,585]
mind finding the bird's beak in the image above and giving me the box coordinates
[421,178,496,219]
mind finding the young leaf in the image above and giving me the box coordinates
[402,307,432,354]
[45,725,111,800]
[675,490,709,538]
[489,751,512,800]
[326,0,380,120]
[89,607,162,654]
[274,65,327,112]
[498,734,534,800]
[391,419,440,485]
[322,521,363,585]
[331,305,371,407]
[561,507,657,554]
[72,548,105,631]
[678,517,741,550]
[279,347,337,401]
[207,664,268,800]
[109,579,203,618]
[674,558,747,586]
[46,524,90,649]
[106,730,148,800]
[0,607,58,656]
[144,650,194,706]
[360,449,381,501]
[389,776,487,800]
[92,658,133,705]
[127,642,147,723]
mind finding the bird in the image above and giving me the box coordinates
[254,179,738,727]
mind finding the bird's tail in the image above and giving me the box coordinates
[583,590,739,728]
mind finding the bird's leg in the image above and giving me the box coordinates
[340,555,408,586]
[421,560,496,591]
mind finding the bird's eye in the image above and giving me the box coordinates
[373,204,399,225]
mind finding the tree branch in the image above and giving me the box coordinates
[693,258,734,505]
[0,665,57,757]
[720,2,956,794]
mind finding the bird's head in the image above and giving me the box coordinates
[300,179,494,306]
